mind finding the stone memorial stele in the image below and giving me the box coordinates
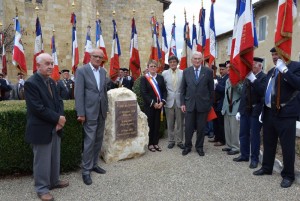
[101,87,149,163]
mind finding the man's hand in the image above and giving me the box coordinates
[276,59,288,73]
[181,105,186,113]
[246,72,256,83]
[157,102,163,109]
[77,116,86,124]
[235,112,240,121]
[56,124,63,131]
[58,116,66,127]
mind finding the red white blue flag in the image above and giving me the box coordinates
[33,17,44,73]
[160,22,168,72]
[50,34,60,81]
[83,25,93,64]
[129,17,141,80]
[1,33,7,75]
[12,16,27,74]
[192,22,198,52]
[71,12,79,74]
[96,19,108,66]
[109,19,121,81]
[149,16,162,65]
[197,7,206,53]
[204,0,216,67]
[275,0,297,62]
[179,21,192,70]
[168,22,177,58]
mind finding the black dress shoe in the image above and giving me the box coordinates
[233,155,249,162]
[253,168,272,176]
[222,147,231,152]
[168,143,175,149]
[208,133,214,138]
[82,174,92,185]
[227,150,240,155]
[92,166,106,174]
[249,161,258,169]
[197,149,205,156]
[182,148,191,156]
[177,143,185,149]
[280,178,293,188]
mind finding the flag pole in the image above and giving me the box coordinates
[129,8,136,76]
[184,8,187,69]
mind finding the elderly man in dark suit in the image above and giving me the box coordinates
[234,57,266,169]
[180,51,214,156]
[253,48,300,188]
[75,48,108,185]
[24,53,68,201]
[57,69,74,100]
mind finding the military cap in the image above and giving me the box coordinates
[224,60,230,66]
[270,47,277,53]
[254,57,264,63]
[61,69,70,73]
[219,63,226,68]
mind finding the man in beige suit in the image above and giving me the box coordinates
[162,56,184,149]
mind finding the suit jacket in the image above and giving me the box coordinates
[120,77,133,90]
[140,74,167,108]
[57,79,74,100]
[222,79,243,116]
[24,73,64,144]
[238,71,267,117]
[0,79,12,100]
[267,61,300,117]
[75,64,108,120]
[180,66,214,112]
[162,68,183,108]
[10,83,25,100]
[213,74,229,111]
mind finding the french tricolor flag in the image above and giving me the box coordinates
[50,34,60,81]
[149,16,162,64]
[192,23,198,52]
[197,7,206,53]
[12,16,27,74]
[33,17,44,73]
[275,0,297,62]
[96,19,108,66]
[129,17,141,80]
[160,22,168,72]
[71,13,79,74]
[109,19,121,81]
[83,25,93,64]
[168,22,177,58]
[204,0,216,67]
[1,34,7,75]
[179,21,192,70]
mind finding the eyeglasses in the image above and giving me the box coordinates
[91,55,103,59]
[148,65,157,68]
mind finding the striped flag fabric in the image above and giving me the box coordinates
[109,19,121,81]
[129,17,141,80]
[33,16,44,73]
[50,34,60,81]
[204,0,216,67]
[160,22,168,72]
[179,21,192,70]
[274,0,297,62]
[1,34,7,75]
[197,7,206,53]
[12,16,27,74]
[71,12,79,74]
[231,0,256,85]
[168,22,177,58]
[83,25,93,64]
[192,22,198,52]
[149,16,162,65]
[96,19,108,66]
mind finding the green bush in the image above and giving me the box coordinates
[0,100,82,176]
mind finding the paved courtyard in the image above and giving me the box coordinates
[1,136,300,201]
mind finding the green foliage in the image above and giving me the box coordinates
[0,100,82,176]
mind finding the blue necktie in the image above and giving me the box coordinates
[195,69,199,80]
[265,69,279,106]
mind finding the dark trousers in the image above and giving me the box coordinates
[185,110,208,150]
[262,107,296,181]
[239,114,262,162]
[145,106,161,145]
[213,111,225,144]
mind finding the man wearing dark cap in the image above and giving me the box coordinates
[0,72,12,101]
[122,68,134,90]
[11,72,26,100]
[57,69,74,100]
[234,57,266,169]
[209,62,229,146]
[253,48,300,188]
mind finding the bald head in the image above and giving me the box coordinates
[36,53,54,77]
[90,48,104,68]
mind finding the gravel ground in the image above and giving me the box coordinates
[1,136,300,201]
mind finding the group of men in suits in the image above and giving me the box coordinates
[57,69,74,100]
[115,68,134,90]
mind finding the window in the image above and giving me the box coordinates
[227,37,232,56]
[258,16,267,41]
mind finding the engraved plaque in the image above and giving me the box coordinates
[115,100,138,140]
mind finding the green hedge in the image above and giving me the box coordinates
[0,100,82,176]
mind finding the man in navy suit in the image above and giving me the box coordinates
[253,48,300,188]
[24,53,68,201]
[180,51,214,156]
[234,57,266,169]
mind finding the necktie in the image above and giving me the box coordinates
[47,80,53,98]
[172,70,177,89]
[195,69,199,80]
[265,69,278,106]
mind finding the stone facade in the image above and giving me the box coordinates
[0,0,170,82]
